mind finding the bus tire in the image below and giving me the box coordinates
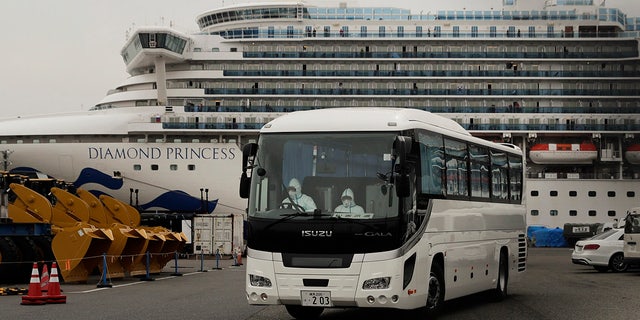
[284,305,323,320]
[492,251,509,301]
[426,261,445,315]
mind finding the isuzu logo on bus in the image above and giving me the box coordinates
[301,230,333,237]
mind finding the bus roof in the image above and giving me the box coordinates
[261,108,522,155]
[262,108,469,135]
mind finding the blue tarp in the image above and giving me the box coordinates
[527,226,569,247]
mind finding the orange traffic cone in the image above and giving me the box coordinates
[45,262,66,304]
[20,262,46,305]
[40,263,50,293]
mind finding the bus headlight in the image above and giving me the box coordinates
[362,277,391,290]
[249,274,272,287]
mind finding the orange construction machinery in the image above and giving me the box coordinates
[1,172,186,283]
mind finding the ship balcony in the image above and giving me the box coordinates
[202,87,640,97]
[243,50,638,60]
[182,105,640,116]
[527,172,639,180]
[225,69,640,77]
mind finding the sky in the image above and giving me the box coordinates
[1,0,638,118]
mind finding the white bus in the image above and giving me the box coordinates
[240,108,526,319]
[623,207,640,266]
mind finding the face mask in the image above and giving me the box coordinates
[289,191,297,198]
[342,200,352,207]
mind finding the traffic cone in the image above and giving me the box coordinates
[20,262,46,305]
[40,263,50,293]
[45,262,66,304]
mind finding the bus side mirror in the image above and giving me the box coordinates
[393,136,412,198]
[239,143,258,199]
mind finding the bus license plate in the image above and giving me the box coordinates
[301,291,332,307]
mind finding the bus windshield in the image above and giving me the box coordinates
[248,132,399,220]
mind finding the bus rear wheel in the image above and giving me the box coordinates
[285,305,324,320]
[492,251,509,301]
[426,262,445,315]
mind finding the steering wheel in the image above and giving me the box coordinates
[279,201,306,212]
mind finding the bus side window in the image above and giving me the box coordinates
[417,131,444,196]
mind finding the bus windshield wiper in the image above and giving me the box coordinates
[264,209,330,230]
[329,214,380,230]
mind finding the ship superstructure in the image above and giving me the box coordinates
[1,0,639,227]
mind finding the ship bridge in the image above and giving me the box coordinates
[121,27,189,71]
[120,27,190,106]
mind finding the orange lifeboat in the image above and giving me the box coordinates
[625,144,640,164]
[529,142,597,164]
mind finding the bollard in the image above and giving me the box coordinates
[212,248,222,270]
[97,253,113,288]
[140,251,155,281]
[171,251,182,276]
[199,251,208,272]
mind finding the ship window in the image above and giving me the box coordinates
[530,190,539,197]
[550,190,558,197]
[188,164,196,171]
[530,210,539,216]
[230,48,237,52]
[151,164,159,171]
[588,191,596,197]
[608,210,616,217]
[607,191,616,197]
[550,210,558,216]
[569,210,577,216]
[569,191,577,197]
[134,164,142,171]
[588,210,597,216]
[628,191,636,197]
[170,164,178,171]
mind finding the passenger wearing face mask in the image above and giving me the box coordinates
[282,178,317,212]
[334,188,364,214]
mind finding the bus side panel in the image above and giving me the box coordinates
[426,200,525,301]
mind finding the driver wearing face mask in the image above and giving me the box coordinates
[282,178,317,212]
[334,188,364,214]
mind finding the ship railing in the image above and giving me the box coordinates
[226,68,640,77]
[244,49,637,59]
[180,105,640,115]
[218,29,636,40]
[526,172,639,180]
[465,123,640,131]
[202,87,640,97]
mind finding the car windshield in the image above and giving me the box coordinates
[589,228,619,240]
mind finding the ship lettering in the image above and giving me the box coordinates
[88,146,237,160]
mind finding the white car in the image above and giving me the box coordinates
[571,228,627,272]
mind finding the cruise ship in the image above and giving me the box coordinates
[1,0,639,229]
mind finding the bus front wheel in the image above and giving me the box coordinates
[285,305,324,320]
[426,262,445,314]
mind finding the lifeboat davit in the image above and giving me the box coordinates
[625,144,640,164]
[529,142,597,164]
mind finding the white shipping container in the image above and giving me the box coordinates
[193,214,245,255]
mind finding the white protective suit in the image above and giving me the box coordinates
[282,178,317,212]
[334,188,365,214]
